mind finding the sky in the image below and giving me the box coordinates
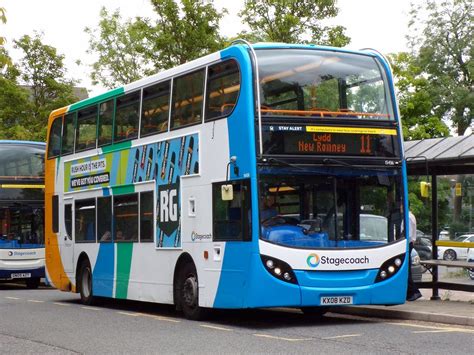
[1,0,423,96]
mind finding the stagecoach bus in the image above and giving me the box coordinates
[45,42,408,319]
[0,141,45,288]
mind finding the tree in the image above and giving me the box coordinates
[148,0,225,69]
[85,8,153,88]
[0,53,34,140]
[389,52,449,140]
[408,0,472,136]
[238,0,350,46]
[0,6,11,70]
[407,0,472,223]
[86,0,226,89]
[12,33,78,140]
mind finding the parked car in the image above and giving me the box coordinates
[438,230,450,240]
[414,236,432,260]
[437,234,474,261]
[467,248,474,280]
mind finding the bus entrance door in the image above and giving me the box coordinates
[61,200,74,274]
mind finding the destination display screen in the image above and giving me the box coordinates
[262,125,400,158]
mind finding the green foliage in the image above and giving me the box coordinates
[0,6,11,69]
[0,76,33,140]
[407,177,452,234]
[85,8,153,88]
[86,0,226,89]
[407,0,473,135]
[238,0,350,46]
[389,52,450,140]
[3,33,79,141]
[148,0,225,69]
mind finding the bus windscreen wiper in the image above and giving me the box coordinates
[323,158,353,167]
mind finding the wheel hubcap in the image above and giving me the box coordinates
[182,274,197,308]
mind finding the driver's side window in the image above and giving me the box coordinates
[212,179,251,242]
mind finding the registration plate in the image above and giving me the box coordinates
[10,273,31,279]
[321,296,353,305]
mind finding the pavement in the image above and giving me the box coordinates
[331,288,474,326]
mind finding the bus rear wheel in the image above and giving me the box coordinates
[177,263,206,320]
[25,277,40,289]
[79,260,94,305]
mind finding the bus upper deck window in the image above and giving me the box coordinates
[205,60,240,121]
[98,100,114,147]
[171,69,205,129]
[47,116,62,159]
[141,81,171,137]
[76,106,98,152]
[115,92,140,142]
[61,112,76,156]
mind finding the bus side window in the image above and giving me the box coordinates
[98,100,114,147]
[75,199,96,243]
[140,191,154,242]
[141,81,171,137]
[47,116,62,159]
[113,193,138,242]
[205,59,240,121]
[212,179,251,242]
[114,92,140,143]
[62,112,76,156]
[76,105,98,152]
[97,196,112,242]
[171,69,205,129]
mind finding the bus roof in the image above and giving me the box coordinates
[48,42,384,120]
[0,140,46,147]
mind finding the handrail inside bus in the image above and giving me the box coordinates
[231,39,263,158]
[260,108,391,118]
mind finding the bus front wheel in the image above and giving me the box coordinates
[177,263,206,320]
[79,260,94,305]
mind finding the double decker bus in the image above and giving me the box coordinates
[0,141,45,288]
[45,42,408,319]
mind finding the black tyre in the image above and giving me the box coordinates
[443,249,457,261]
[300,306,328,318]
[25,277,40,289]
[177,263,206,320]
[78,260,94,305]
[467,264,474,280]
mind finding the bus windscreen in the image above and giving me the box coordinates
[257,49,394,120]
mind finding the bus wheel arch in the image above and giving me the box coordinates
[76,253,94,305]
[173,253,206,320]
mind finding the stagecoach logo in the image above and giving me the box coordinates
[307,254,370,268]
[7,250,37,257]
[307,253,320,267]
[158,183,179,236]
[191,232,212,242]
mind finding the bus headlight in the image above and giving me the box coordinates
[375,254,405,283]
[261,255,298,285]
